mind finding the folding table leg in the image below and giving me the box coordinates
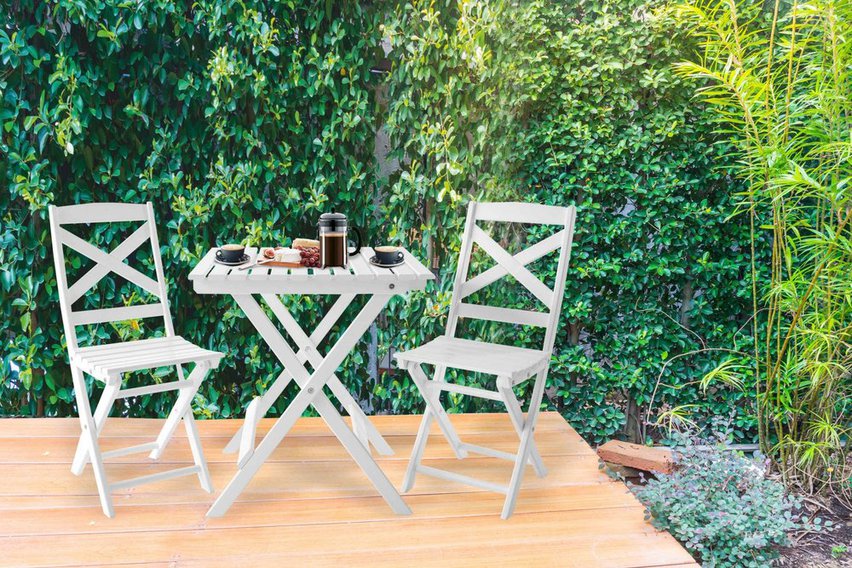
[501,368,548,519]
[498,377,547,478]
[71,365,114,518]
[222,368,292,454]
[262,293,394,456]
[311,394,411,515]
[208,368,325,517]
[71,380,119,475]
[348,401,370,449]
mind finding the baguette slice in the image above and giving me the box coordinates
[293,237,320,248]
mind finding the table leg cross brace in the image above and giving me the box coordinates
[223,293,392,458]
[207,293,410,518]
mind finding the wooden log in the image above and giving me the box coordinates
[597,440,674,475]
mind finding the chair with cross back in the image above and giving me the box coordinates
[394,201,576,519]
[48,202,223,517]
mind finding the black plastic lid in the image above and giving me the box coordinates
[318,211,348,230]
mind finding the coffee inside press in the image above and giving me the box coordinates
[320,232,347,268]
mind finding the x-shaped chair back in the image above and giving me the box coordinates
[447,201,576,350]
[49,202,173,353]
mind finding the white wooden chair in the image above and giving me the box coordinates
[49,202,223,517]
[395,201,576,519]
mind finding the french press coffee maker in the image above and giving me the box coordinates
[318,212,362,269]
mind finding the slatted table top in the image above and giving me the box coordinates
[189,246,434,295]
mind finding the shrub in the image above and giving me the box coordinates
[635,434,815,567]
[381,0,761,444]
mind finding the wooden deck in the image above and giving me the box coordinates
[0,412,697,567]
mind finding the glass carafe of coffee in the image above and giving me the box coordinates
[318,212,362,269]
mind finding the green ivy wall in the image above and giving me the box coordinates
[1,0,761,444]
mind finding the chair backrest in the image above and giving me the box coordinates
[445,201,576,355]
[48,202,175,356]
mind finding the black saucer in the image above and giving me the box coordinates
[215,252,250,266]
[369,256,405,268]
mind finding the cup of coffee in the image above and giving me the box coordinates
[375,246,403,265]
[217,243,245,263]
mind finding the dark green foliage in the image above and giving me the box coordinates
[379,0,763,443]
[1,0,384,418]
[2,0,763,448]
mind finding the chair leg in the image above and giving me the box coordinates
[401,406,433,492]
[501,369,548,520]
[149,362,209,460]
[402,363,468,493]
[183,409,213,493]
[71,380,119,475]
[409,363,467,458]
[71,365,114,518]
[498,378,547,478]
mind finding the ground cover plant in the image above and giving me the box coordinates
[635,431,819,567]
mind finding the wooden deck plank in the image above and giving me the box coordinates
[0,430,588,464]
[0,485,638,537]
[0,413,697,568]
[170,535,696,568]
[0,454,607,497]
[3,510,694,568]
[0,412,574,438]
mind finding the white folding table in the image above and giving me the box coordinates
[188,246,433,517]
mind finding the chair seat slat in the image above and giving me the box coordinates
[74,337,221,378]
[74,336,174,355]
[84,343,208,367]
[395,336,548,380]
